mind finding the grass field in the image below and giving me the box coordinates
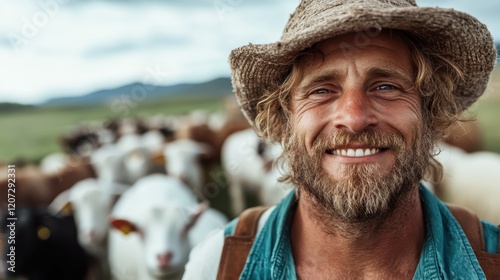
[0,95,225,164]
[1,67,500,164]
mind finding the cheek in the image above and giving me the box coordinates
[393,108,423,147]
[292,110,328,153]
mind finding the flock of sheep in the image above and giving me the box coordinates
[0,98,499,280]
[0,97,292,280]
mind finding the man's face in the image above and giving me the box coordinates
[287,31,432,221]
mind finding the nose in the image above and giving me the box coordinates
[331,88,378,133]
[80,230,98,244]
[157,252,173,268]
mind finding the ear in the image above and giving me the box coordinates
[182,201,209,236]
[47,190,73,216]
[109,218,139,236]
[108,181,130,196]
[197,143,214,160]
[151,151,166,165]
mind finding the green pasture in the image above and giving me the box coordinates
[0,95,225,164]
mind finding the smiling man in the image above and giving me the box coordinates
[183,0,499,279]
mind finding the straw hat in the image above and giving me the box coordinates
[229,0,497,125]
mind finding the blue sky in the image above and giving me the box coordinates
[1,0,499,105]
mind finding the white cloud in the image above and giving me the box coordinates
[0,0,497,104]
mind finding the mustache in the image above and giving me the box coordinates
[311,129,406,154]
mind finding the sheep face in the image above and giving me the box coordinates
[110,203,206,278]
[164,139,212,191]
[70,187,111,255]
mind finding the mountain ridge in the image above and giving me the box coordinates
[39,77,233,107]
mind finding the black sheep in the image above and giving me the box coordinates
[1,207,92,280]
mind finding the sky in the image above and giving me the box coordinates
[0,0,499,105]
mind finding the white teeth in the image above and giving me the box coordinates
[332,148,381,157]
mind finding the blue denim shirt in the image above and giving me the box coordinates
[224,185,499,279]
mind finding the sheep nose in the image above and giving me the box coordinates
[157,252,173,268]
[81,230,99,245]
[89,230,99,243]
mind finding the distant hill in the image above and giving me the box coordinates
[40,77,233,107]
[0,102,36,113]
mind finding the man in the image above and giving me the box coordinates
[183,0,499,279]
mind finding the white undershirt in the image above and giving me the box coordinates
[182,206,276,280]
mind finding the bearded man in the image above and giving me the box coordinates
[183,0,499,279]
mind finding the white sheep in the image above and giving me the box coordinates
[163,139,212,199]
[39,152,68,175]
[108,174,227,280]
[89,144,129,186]
[48,177,128,280]
[221,128,295,216]
[92,135,161,186]
[116,134,155,184]
[48,178,127,256]
[434,142,500,224]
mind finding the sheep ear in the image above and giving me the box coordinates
[110,218,138,236]
[197,143,214,160]
[182,202,209,236]
[60,202,73,216]
[47,190,73,216]
[151,152,166,165]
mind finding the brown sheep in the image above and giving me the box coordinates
[0,156,96,209]
[443,120,483,153]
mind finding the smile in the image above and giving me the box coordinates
[326,148,384,157]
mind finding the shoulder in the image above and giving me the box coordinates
[182,206,276,280]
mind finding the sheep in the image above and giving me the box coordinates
[39,152,68,175]
[221,128,294,216]
[443,120,483,153]
[48,177,129,280]
[1,207,93,280]
[89,144,131,187]
[260,167,294,207]
[434,142,500,224]
[0,157,96,209]
[48,178,127,256]
[108,174,227,280]
[163,139,213,199]
[115,133,166,185]
[174,111,251,168]
[90,138,150,187]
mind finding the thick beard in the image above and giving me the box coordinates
[284,125,432,228]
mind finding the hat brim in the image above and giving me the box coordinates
[230,7,497,125]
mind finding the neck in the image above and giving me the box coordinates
[291,185,425,279]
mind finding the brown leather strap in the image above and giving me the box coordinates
[216,206,269,280]
[447,203,485,251]
[447,203,500,278]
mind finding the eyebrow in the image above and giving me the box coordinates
[365,67,413,86]
[296,69,343,93]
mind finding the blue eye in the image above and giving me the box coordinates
[313,89,330,94]
[375,84,395,90]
